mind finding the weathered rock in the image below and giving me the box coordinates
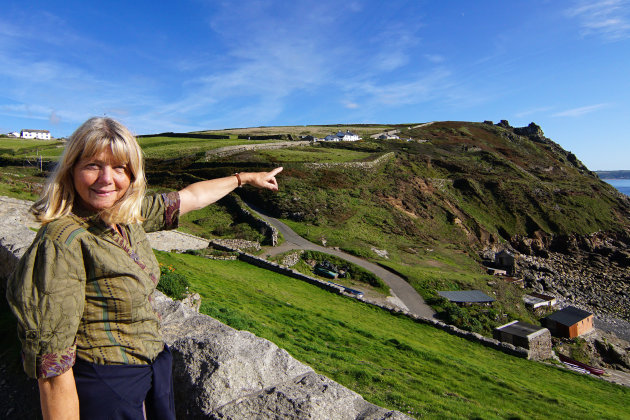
[152,292,411,419]
[514,122,545,140]
[147,230,210,252]
[594,339,630,371]
[0,197,37,288]
[212,371,410,420]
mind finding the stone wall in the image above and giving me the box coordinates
[220,195,279,246]
[304,152,395,170]
[205,141,311,159]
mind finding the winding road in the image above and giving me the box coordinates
[247,204,436,319]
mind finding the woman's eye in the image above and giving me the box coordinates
[114,165,127,173]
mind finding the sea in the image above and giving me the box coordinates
[603,179,630,196]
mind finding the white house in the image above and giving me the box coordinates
[336,130,360,141]
[21,129,51,140]
[378,133,400,140]
[323,130,361,142]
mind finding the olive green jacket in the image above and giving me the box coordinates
[6,192,180,379]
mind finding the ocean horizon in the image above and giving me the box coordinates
[603,179,630,196]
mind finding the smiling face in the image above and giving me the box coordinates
[72,148,131,212]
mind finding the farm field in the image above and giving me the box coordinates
[138,135,276,159]
[197,124,398,139]
[0,138,65,159]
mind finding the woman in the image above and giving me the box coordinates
[6,117,282,419]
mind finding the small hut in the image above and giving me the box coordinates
[495,249,515,275]
[541,306,593,338]
[493,320,553,360]
[438,290,495,306]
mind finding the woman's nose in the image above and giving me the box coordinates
[98,166,113,183]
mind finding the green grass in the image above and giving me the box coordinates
[255,147,377,163]
[137,136,276,159]
[0,138,65,159]
[0,166,45,201]
[178,200,266,242]
[155,251,629,419]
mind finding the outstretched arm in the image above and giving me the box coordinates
[178,167,283,216]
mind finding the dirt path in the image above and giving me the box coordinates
[248,204,436,319]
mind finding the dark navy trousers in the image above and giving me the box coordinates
[73,346,175,420]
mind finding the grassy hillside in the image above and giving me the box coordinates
[155,251,629,419]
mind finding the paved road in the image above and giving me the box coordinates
[248,204,436,319]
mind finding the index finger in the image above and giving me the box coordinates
[269,167,283,176]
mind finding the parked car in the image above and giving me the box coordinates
[314,265,338,279]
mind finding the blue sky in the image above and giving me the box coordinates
[1,0,629,170]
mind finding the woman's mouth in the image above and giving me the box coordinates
[91,189,115,196]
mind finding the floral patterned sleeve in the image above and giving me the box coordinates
[37,343,77,378]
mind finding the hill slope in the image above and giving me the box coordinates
[186,120,628,323]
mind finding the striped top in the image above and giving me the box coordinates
[6,192,180,379]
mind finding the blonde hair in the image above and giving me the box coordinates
[33,117,146,225]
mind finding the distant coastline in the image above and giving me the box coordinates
[596,170,630,180]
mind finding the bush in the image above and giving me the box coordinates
[433,297,501,335]
[157,263,190,300]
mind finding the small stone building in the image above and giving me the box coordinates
[495,249,515,275]
[493,320,553,360]
[541,306,593,338]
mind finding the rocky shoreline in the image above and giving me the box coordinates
[510,231,630,340]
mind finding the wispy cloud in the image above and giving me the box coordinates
[552,103,609,117]
[566,0,630,41]
[515,106,555,118]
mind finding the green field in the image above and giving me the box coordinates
[138,136,275,159]
[252,146,377,163]
[197,124,398,139]
[0,138,65,159]
[155,251,629,419]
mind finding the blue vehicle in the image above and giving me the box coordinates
[314,265,338,279]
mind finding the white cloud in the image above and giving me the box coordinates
[515,106,554,118]
[552,103,609,117]
[566,0,630,41]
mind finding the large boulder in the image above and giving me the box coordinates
[0,196,37,288]
[153,292,410,419]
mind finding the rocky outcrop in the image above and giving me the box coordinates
[510,231,630,323]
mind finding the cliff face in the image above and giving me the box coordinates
[0,196,409,419]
